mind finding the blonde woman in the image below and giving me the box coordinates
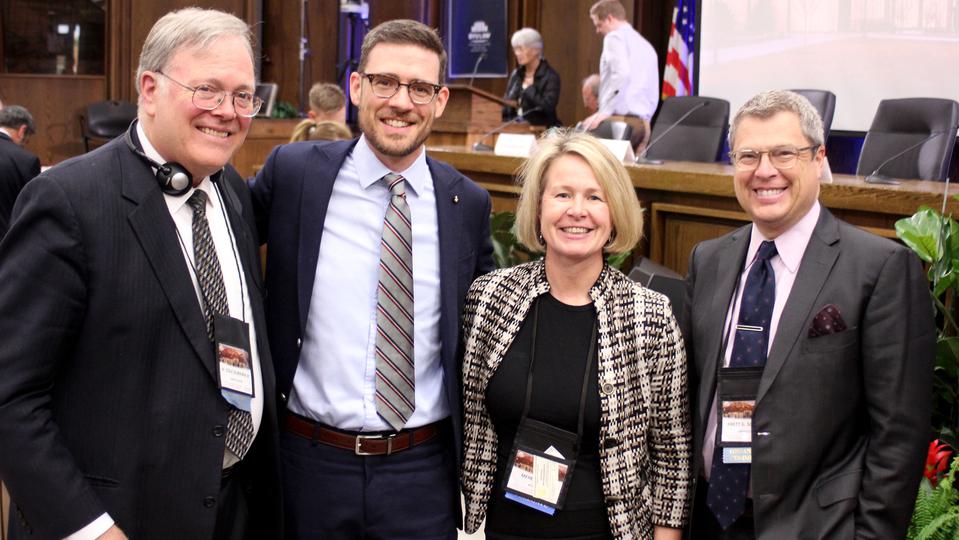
[461,130,691,539]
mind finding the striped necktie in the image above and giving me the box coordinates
[374,173,416,431]
[187,189,254,459]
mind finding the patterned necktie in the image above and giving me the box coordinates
[187,189,254,459]
[374,173,416,431]
[707,240,778,529]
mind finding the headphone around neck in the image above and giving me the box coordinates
[124,120,194,197]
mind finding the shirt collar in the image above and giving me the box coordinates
[746,201,821,274]
[136,122,213,214]
[352,134,429,196]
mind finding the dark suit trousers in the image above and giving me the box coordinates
[280,424,457,540]
[690,478,755,540]
[214,464,251,540]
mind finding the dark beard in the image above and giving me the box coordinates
[360,114,432,158]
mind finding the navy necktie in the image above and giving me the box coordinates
[707,240,777,529]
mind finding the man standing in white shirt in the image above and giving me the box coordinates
[581,0,660,144]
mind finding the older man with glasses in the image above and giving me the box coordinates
[682,89,934,539]
[249,18,494,540]
[0,8,281,539]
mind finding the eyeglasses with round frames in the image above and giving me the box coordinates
[729,145,820,171]
[360,72,442,105]
[156,71,263,118]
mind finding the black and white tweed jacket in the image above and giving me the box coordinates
[461,260,692,539]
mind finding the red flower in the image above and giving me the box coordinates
[925,439,953,487]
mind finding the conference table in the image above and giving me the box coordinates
[428,146,959,276]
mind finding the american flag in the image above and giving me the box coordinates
[662,0,695,98]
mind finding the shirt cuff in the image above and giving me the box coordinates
[64,513,114,540]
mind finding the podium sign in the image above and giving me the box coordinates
[447,0,508,78]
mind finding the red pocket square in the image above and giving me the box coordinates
[808,304,847,338]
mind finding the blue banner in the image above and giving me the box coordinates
[447,0,508,79]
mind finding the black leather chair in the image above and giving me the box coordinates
[790,89,836,141]
[589,120,633,141]
[856,98,959,181]
[80,100,138,152]
[644,96,730,163]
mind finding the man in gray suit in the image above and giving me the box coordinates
[684,90,935,539]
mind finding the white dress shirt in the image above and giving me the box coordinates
[289,135,446,432]
[68,125,264,540]
[598,22,660,120]
[702,202,821,481]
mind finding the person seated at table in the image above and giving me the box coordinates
[461,129,691,540]
[502,28,561,127]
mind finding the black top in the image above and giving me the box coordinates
[502,58,562,127]
[485,293,612,539]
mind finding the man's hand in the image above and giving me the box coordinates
[581,112,610,131]
[97,525,128,540]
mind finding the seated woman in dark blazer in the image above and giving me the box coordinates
[502,28,562,127]
[461,130,692,540]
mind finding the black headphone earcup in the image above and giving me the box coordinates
[157,163,193,196]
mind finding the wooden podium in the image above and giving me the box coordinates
[430,84,540,148]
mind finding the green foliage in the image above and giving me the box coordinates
[908,455,959,540]
[896,200,959,448]
[271,100,299,119]
[489,211,632,270]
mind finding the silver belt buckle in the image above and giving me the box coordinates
[354,433,395,456]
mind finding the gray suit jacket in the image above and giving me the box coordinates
[684,208,934,539]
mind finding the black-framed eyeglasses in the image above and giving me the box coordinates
[360,72,442,105]
[728,145,820,171]
[156,71,262,118]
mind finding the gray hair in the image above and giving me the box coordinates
[0,105,36,134]
[582,74,600,98]
[729,90,824,148]
[135,8,255,95]
[511,28,544,51]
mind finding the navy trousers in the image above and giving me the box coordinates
[280,425,458,540]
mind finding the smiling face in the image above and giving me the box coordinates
[539,154,612,269]
[138,35,254,182]
[350,43,449,171]
[732,110,825,239]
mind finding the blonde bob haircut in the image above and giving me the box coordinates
[515,129,643,254]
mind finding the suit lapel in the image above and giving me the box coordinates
[430,157,463,382]
[697,227,751,425]
[121,146,217,380]
[757,209,841,404]
[216,170,261,294]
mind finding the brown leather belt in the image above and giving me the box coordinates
[284,413,441,456]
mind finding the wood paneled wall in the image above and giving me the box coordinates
[0,0,673,165]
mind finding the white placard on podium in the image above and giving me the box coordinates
[597,138,636,163]
[494,133,537,157]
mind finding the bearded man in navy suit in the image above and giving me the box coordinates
[250,19,494,540]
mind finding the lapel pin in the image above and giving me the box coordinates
[452,195,459,204]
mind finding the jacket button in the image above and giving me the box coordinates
[600,382,614,395]
[603,437,620,448]
[212,425,225,437]
[280,392,288,402]
[297,338,302,347]
[203,496,217,508]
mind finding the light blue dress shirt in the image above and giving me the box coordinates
[288,136,446,431]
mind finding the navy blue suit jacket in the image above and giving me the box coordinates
[250,138,494,459]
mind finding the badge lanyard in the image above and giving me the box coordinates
[501,297,598,514]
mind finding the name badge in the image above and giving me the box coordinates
[214,313,254,411]
[715,366,763,464]
[502,418,578,515]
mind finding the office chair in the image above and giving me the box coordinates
[856,98,959,181]
[790,89,836,142]
[590,120,633,142]
[644,96,730,163]
[80,100,138,152]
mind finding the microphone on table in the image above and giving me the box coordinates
[864,131,945,185]
[635,101,710,165]
[472,107,542,152]
[467,52,487,88]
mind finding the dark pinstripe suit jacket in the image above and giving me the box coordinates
[0,137,281,539]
